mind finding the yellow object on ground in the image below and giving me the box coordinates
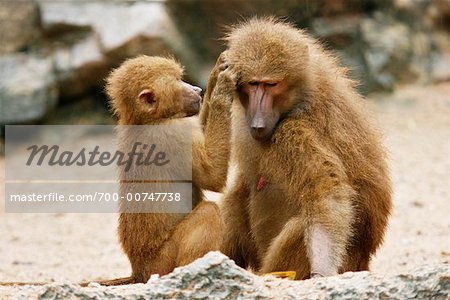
[263,271,297,280]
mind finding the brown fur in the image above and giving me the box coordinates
[220,17,392,279]
[100,55,232,285]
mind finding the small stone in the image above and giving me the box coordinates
[87,282,100,288]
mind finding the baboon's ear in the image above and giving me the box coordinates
[138,89,157,113]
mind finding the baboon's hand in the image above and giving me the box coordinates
[209,51,229,86]
[219,66,238,92]
[217,50,229,71]
[210,66,238,107]
[203,51,229,104]
[199,51,231,126]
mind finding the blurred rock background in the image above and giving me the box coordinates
[0,0,449,129]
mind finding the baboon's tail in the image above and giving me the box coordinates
[79,276,135,287]
[0,276,135,287]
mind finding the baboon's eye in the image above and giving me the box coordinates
[266,82,278,87]
[248,81,258,86]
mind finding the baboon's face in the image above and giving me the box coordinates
[137,78,202,119]
[238,78,289,141]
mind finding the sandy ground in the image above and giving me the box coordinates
[0,83,449,284]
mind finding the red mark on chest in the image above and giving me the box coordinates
[256,176,267,191]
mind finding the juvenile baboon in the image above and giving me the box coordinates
[0,55,234,287]
[220,18,392,279]
[98,55,234,285]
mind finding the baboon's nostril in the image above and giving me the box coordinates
[193,86,202,95]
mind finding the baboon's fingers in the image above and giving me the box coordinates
[213,67,239,97]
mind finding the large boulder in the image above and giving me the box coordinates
[300,13,434,94]
[431,44,450,82]
[0,252,448,299]
[306,12,435,94]
[40,1,174,54]
[359,13,433,92]
[0,54,58,124]
[52,33,108,98]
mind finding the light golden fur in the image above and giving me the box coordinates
[220,17,392,279]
